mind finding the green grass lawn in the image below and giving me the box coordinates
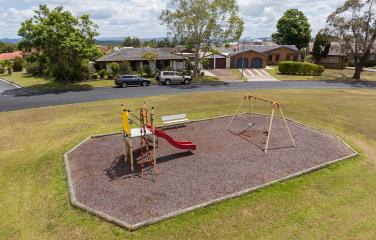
[267,67,376,81]
[1,89,376,239]
[0,71,116,91]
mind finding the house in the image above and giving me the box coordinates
[307,43,347,69]
[0,51,24,61]
[95,47,186,72]
[203,45,299,69]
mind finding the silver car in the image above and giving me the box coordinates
[157,71,192,85]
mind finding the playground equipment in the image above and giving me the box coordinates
[122,103,157,175]
[226,94,295,154]
[122,103,196,174]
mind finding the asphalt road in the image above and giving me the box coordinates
[0,78,19,92]
[1,80,375,112]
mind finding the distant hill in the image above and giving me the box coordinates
[0,38,21,44]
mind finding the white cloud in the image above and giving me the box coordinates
[0,0,346,39]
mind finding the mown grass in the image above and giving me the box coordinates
[1,89,376,239]
[267,67,376,81]
[0,71,115,90]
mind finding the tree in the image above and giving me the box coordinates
[18,5,101,81]
[3,60,12,75]
[143,51,159,74]
[0,42,16,53]
[123,37,141,48]
[12,57,24,72]
[143,39,158,48]
[160,0,244,78]
[312,31,332,64]
[326,0,376,80]
[272,9,311,50]
[110,62,120,76]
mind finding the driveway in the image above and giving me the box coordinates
[1,81,375,112]
[243,69,278,81]
[205,69,241,82]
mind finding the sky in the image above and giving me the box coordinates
[0,0,346,39]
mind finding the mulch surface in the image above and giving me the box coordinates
[66,114,355,226]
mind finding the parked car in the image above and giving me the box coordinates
[156,71,192,85]
[115,75,150,88]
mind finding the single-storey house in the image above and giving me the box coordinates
[96,47,186,73]
[0,51,24,61]
[307,43,347,69]
[203,45,299,69]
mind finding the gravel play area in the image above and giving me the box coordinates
[65,114,356,230]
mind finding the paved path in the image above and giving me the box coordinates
[243,69,278,81]
[1,81,375,112]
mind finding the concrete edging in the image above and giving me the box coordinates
[63,114,358,231]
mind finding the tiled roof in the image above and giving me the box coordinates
[308,43,346,56]
[0,51,23,60]
[229,45,299,56]
[96,47,185,62]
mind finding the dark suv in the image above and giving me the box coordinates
[115,75,150,88]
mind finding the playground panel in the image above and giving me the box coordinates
[65,114,356,230]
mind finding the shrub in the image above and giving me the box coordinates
[91,73,99,79]
[143,65,152,76]
[110,62,120,76]
[98,69,106,79]
[12,57,24,72]
[304,55,313,63]
[120,61,131,74]
[26,62,43,75]
[0,67,4,74]
[278,61,324,75]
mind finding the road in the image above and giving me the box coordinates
[0,78,20,93]
[1,80,375,112]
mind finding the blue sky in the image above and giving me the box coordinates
[0,0,346,39]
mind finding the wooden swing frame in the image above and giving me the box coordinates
[226,94,295,154]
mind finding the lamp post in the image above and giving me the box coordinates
[241,37,251,79]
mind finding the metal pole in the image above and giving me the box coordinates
[241,37,250,79]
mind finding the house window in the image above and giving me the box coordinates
[293,55,298,61]
[275,54,280,62]
[286,55,291,61]
[268,55,273,62]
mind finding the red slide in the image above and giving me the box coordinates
[148,126,196,151]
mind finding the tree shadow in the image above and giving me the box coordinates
[1,82,94,97]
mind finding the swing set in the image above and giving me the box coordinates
[122,102,158,178]
[226,94,295,154]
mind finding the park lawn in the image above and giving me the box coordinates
[267,67,376,81]
[0,72,115,90]
[1,89,376,239]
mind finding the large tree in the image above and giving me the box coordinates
[18,5,100,81]
[326,0,376,80]
[312,31,332,64]
[272,9,311,50]
[123,37,141,48]
[160,0,244,78]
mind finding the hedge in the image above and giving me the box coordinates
[278,61,324,75]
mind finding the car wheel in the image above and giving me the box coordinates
[141,81,148,87]
[121,82,127,88]
[184,79,190,85]
[165,79,171,85]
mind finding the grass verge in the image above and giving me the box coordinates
[1,89,376,239]
[266,67,376,81]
